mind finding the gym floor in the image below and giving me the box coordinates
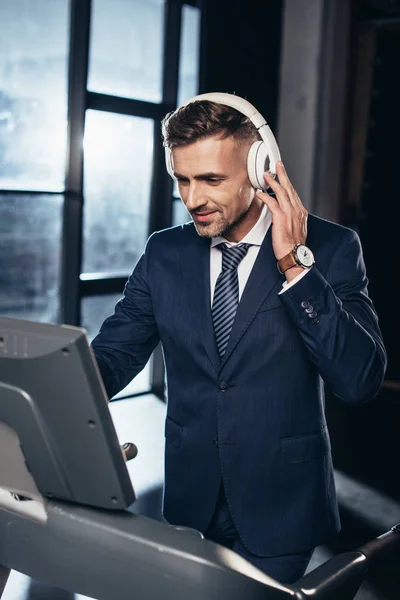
[2,394,400,600]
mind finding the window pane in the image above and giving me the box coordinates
[0,0,69,191]
[172,197,190,226]
[177,5,201,106]
[83,110,154,274]
[88,0,165,103]
[81,294,151,398]
[0,194,62,322]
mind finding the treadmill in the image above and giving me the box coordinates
[0,316,399,600]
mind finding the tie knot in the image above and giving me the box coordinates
[220,243,251,270]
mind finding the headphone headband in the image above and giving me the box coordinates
[180,92,267,130]
[165,92,281,189]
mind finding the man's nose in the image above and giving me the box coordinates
[185,183,207,211]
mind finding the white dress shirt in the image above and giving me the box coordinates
[210,204,309,305]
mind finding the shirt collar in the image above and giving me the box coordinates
[210,204,271,248]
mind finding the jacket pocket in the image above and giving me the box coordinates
[257,303,284,314]
[281,426,330,464]
[165,416,183,448]
[257,295,284,313]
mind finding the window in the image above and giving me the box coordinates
[1,0,202,401]
[0,194,63,322]
[173,2,201,225]
[88,0,165,103]
[0,0,69,191]
[177,4,201,106]
[81,293,150,398]
[0,0,68,323]
[83,111,154,274]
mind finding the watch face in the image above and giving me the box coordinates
[296,245,314,267]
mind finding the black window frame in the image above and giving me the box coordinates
[0,0,201,401]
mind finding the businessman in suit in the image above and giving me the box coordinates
[91,95,386,583]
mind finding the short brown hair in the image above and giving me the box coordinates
[161,100,260,149]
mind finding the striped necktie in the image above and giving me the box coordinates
[212,243,252,357]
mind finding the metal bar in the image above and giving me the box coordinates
[358,525,400,563]
[80,277,128,297]
[87,92,167,120]
[0,189,62,196]
[80,271,129,281]
[61,0,92,325]
[148,0,183,398]
[382,380,400,392]
[148,0,181,236]
[148,123,174,235]
[162,0,183,108]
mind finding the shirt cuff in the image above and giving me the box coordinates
[278,267,311,294]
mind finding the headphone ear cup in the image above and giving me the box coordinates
[165,147,175,179]
[247,141,270,190]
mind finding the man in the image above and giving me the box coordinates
[91,96,386,583]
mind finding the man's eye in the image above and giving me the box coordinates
[208,179,222,184]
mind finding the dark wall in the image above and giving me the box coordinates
[199,0,400,503]
[199,0,283,131]
[357,27,400,384]
[341,19,400,384]
[331,7,400,503]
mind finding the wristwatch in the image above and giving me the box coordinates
[277,244,315,274]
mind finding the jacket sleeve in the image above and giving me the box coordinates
[278,228,387,404]
[91,235,160,399]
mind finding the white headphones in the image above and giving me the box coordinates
[164,92,281,191]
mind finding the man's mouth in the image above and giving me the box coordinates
[193,210,217,222]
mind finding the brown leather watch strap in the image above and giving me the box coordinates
[277,251,298,274]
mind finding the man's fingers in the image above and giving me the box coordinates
[275,161,291,188]
[263,172,292,212]
[275,161,303,210]
[255,190,282,214]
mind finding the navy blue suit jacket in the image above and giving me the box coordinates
[91,214,386,556]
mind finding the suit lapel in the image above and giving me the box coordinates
[219,227,283,370]
[180,224,284,373]
[180,228,221,373]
